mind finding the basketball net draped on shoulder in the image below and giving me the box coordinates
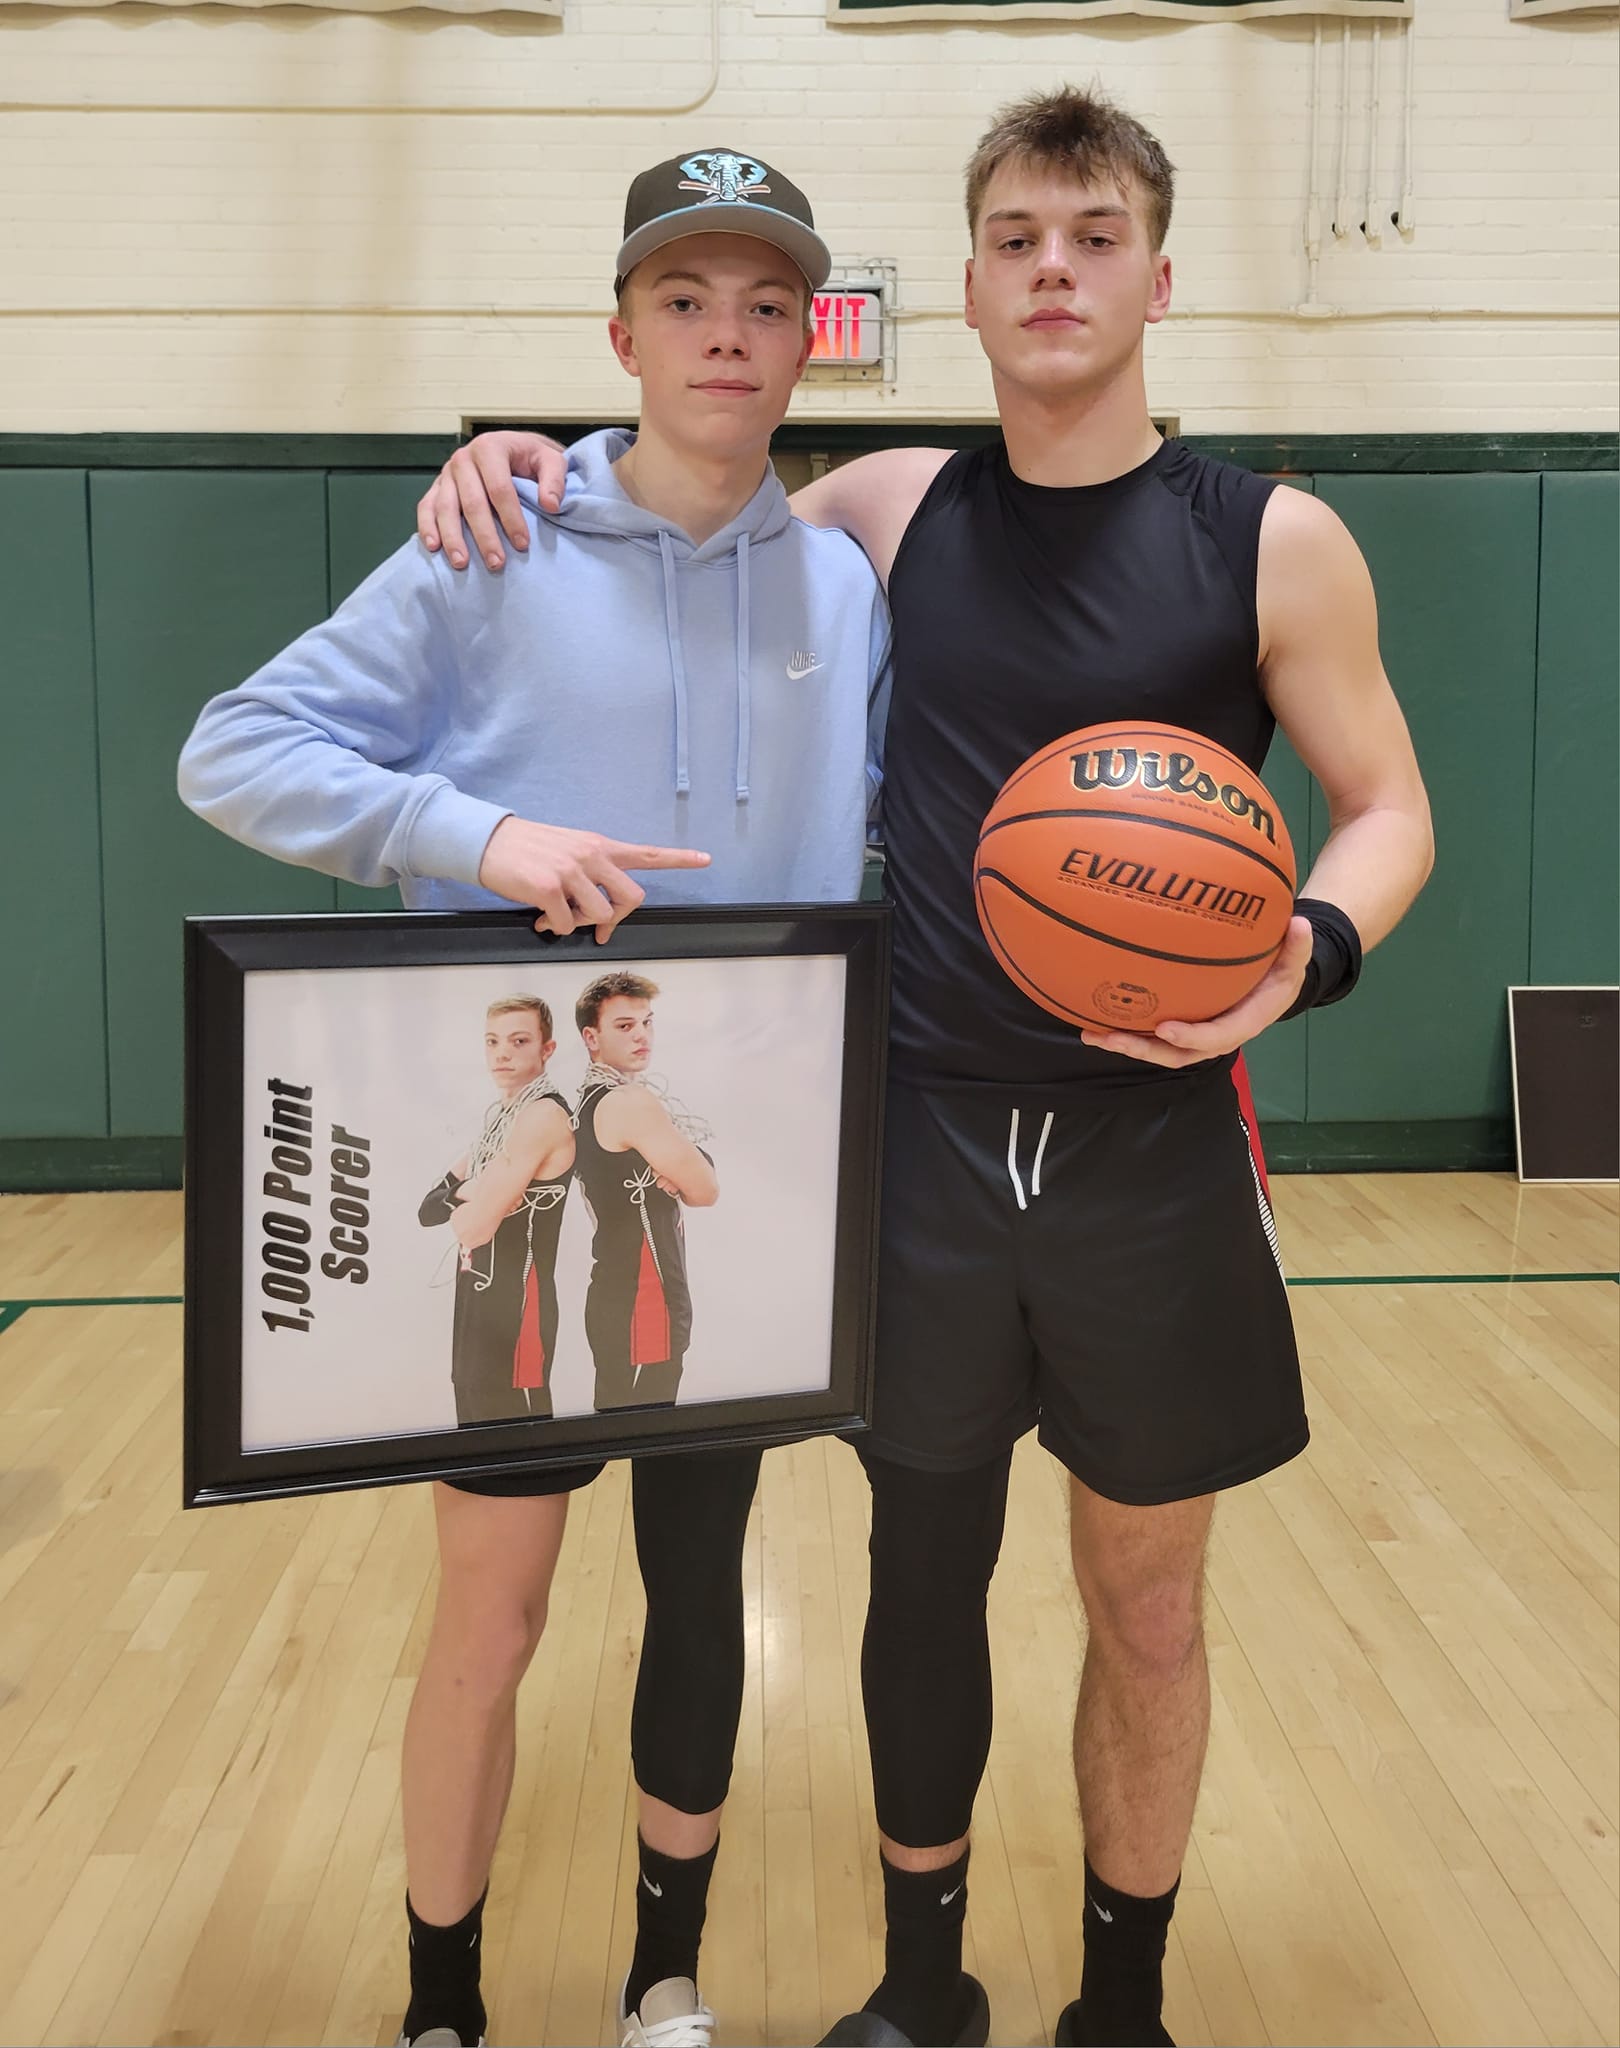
[577,1063,713,1146]
[433,1070,567,1291]
[465,1071,562,1181]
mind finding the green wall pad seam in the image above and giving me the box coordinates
[0,1122,1519,1191]
[0,1137,184,1191]
[0,432,1614,474]
[1257,1120,1514,1173]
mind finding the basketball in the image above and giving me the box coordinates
[974,722,1297,1031]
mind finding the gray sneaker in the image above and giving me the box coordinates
[619,1973,717,2048]
[396,2031,487,2046]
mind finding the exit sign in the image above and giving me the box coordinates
[810,288,884,366]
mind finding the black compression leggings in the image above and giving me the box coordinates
[859,1447,1014,1848]
[629,1443,763,1815]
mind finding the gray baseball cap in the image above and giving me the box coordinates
[614,148,832,297]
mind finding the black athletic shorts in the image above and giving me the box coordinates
[869,1067,1308,1504]
[448,1456,606,1498]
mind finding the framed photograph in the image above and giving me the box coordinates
[184,905,889,1506]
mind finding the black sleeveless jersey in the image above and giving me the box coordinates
[417,1085,573,1413]
[573,1080,694,1369]
[882,438,1278,1093]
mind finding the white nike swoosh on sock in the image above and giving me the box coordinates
[642,1875,664,1898]
[939,1882,964,1906]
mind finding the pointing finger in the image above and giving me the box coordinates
[604,842,712,870]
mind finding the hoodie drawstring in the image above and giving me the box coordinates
[658,530,691,797]
[658,525,752,805]
[735,530,751,802]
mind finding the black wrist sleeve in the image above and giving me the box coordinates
[1280,898,1364,1021]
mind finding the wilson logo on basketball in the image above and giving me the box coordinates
[1069,747,1278,845]
[1059,849,1268,926]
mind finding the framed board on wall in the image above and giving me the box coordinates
[1507,986,1620,1184]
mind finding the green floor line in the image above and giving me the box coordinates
[3,1294,185,1306]
[0,1295,184,1327]
[1,1276,1615,1332]
[1285,1271,1618,1288]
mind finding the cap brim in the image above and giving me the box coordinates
[614,205,832,297]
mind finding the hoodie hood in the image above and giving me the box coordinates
[537,425,794,553]
[513,428,791,799]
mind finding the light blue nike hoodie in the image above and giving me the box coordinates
[178,428,891,909]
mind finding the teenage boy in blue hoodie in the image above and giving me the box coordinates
[179,150,889,2048]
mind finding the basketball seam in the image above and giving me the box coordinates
[978,806,1295,891]
[976,867,1280,969]
[976,881,1113,1029]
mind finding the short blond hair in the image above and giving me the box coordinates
[964,86,1175,253]
[487,994,554,1041]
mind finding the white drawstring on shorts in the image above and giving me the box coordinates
[1006,1108,1054,1210]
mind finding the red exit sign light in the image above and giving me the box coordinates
[810,289,883,366]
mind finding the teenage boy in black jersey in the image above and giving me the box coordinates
[419,994,577,1425]
[571,971,718,1411]
[419,86,1433,2048]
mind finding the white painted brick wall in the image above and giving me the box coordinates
[0,0,1614,432]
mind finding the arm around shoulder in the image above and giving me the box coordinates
[789,447,952,587]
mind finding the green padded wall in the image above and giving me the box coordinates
[2,451,1612,1177]
[327,473,435,913]
[328,471,436,606]
[0,473,108,1137]
[1532,474,1619,986]
[92,472,337,1135]
[1309,475,1540,1122]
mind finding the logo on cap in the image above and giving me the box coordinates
[679,153,771,206]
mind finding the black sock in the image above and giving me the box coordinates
[624,1835,719,2015]
[403,1889,487,2047]
[1066,1860,1178,2047]
[864,1849,978,2045]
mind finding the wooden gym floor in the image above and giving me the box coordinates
[0,1175,1615,2048]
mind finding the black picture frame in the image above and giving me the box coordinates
[184,904,890,1507]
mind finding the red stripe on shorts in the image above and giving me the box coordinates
[1231,1052,1271,1204]
[512,1261,547,1389]
[631,1238,672,1369]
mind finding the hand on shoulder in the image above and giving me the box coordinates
[416,431,567,571]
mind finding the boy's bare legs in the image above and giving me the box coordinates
[1061,1478,1215,2047]
[398,1483,571,2043]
